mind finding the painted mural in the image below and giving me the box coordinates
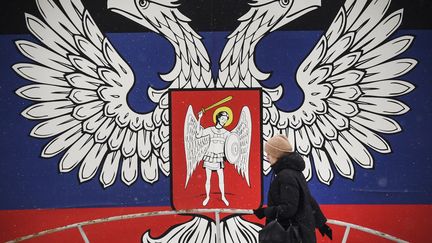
[1,0,431,242]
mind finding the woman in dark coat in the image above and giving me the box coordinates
[254,135,332,243]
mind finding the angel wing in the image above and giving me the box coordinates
[227,106,252,186]
[265,0,416,184]
[184,106,211,187]
[14,0,212,187]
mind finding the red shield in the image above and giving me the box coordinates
[170,89,263,211]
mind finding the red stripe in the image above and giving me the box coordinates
[1,205,430,242]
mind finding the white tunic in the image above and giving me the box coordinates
[200,127,230,170]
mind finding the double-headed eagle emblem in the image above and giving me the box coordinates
[15,0,416,188]
[14,0,416,240]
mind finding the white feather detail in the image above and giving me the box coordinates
[142,216,260,243]
[339,131,373,169]
[101,39,133,81]
[324,140,354,179]
[325,8,345,47]
[358,36,414,69]
[220,37,236,70]
[100,151,121,188]
[31,114,80,138]
[36,0,80,46]
[316,115,337,140]
[324,32,354,64]
[299,37,326,76]
[69,89,98,104]
[59,133,93,172]
[357,97,409,115]
[79,143,108,182]
[295,127,311,155]
[354,9,403,53]
[137,130,152,161]
[311,148,333,185]
[82,111,106,133]
[121,154,138,186]
[285,127,296,154]
[302,155,312,181]
[248,57,270,81]
[332,52,361,75]
[327,98,359,117]
[158,156,170,177]
[263,160,271,175]
[325,108,349,130]
[16,84,70,101]
[333,86,362,100]
[94,118,115,143]
[152,106,164,127]
[122,129,137,158]
[159,124,169,143]
[141,154,159,184]
[59,0,85,34]
[352,111,401,134]
[16,40,73,72]
[262,123,273,141]
[160,142,170,162]
[68,55,98,78]
[162,109,170,126]
[349,0,391,43]
[305,65,333,86]
[350,121,391,153]
[360,80,414,97]
[66,73,104,90]
[160,55,182,82]
[82,11,104,50]
[305,124,324,148]
[328,70,364,87]
[13,64,69,87]
[22,101,74,120]
[25,13,77,57]
[344,0,367,30]
[151,128,162,148]
[108,126,126,150]
[41,124,82,158]
[72,100,104,120]
[362,59,417,83]
[74,35,107,66]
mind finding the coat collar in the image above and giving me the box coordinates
[272,152,306,174]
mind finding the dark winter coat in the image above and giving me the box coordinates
[264,152,327,243]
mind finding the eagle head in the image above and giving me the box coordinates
[107,0,181,33]
[249,0,321,31]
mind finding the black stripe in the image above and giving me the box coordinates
[1,0,431,34]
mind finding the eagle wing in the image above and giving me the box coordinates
[264,0,416,184]
[14,0,174,187]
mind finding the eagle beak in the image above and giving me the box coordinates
[271,0,322,32]
[107,0,159,33]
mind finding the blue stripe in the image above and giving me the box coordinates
[0,30,431,209]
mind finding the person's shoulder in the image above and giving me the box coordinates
[276,169,298,185]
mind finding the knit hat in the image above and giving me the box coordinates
[265,135,294,159]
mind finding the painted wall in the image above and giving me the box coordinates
[1,0,431,242]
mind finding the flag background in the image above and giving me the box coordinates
[1,0,431,242]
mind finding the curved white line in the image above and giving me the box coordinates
[8,209,408,243]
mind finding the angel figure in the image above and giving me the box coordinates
[184,100,251,207]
